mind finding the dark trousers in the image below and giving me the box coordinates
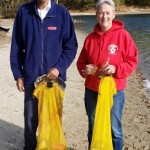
[23,84,38,150]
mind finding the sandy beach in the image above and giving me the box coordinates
[0,18,150,150]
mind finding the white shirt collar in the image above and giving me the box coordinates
[38,0,51,20]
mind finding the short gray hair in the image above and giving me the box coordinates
[96,0,115,11]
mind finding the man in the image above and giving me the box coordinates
[10,0,78,149]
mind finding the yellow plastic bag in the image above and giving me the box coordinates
[33,82,67,150]
[90,76,117,150]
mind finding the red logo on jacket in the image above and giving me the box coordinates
[48,26,57,30]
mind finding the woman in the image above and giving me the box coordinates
[76,0,138,149]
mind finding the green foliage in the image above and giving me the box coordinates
[0,0,150,18]
[60,0,97,9]
[60,0,150,9]
[0,0,30,18]
[126,0,150,6]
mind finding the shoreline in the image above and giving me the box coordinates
[70,6,150,16]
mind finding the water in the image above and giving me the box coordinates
[73,14,150,95]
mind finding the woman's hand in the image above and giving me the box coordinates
[83,64,98,76]
[103,64,116,75]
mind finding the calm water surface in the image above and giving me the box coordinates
[73,14,150,95]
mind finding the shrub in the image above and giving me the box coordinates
[0,0,29,18]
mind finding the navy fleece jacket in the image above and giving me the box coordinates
[10,1,78,84]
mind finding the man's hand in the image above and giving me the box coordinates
[16,78,25,92]
[47,68,59,80]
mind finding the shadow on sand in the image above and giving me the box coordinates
[0,119,78,150]
[0,119,23,150]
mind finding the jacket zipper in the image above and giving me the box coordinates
[40,19,44,75]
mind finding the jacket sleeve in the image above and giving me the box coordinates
[114,32,138,79]
[76,40,88,78]
[54,8,78,75]
[10,8,25,80]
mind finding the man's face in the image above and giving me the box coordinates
[37,0,49,3]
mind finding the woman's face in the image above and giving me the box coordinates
[96,3,115,32]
